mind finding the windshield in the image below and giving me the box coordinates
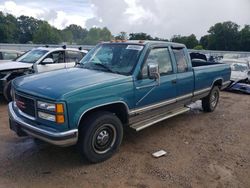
[231,63,248,72]
[17,49,48,63]
[79,43,144,75]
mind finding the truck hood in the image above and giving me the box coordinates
[13,68,130,100]
[0,61,32,71]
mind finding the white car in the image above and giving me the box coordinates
[220,58,250,82]
[0,46,88,101]
[0,49,23,62]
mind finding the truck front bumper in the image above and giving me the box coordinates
[8,102,78,147]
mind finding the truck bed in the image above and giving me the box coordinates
[192,61,231,92]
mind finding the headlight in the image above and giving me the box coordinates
[37,101,56,111]
[37,101,65,124]
[38,111,56,122]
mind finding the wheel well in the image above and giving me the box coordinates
[213,79,223,89]
[78,103,129,128]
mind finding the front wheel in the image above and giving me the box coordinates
[78,111,123,163]
[202,86,220,112]
[3,81,12,102]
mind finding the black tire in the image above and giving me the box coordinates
[3,81,12,102]
[78,111,123,163]
[202,86,220,112]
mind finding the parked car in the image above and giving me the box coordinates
[0,49,23,62]
[0,46,88,101]
[8,41,231,163]
[220,58,250,81]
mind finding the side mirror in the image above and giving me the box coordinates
[148,63,160,85]
[41,58,54,65]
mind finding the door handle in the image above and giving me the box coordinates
[171,79,177,84]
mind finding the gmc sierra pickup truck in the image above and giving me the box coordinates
[8,41,231,163]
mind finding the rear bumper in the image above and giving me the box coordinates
[8,102,78,147]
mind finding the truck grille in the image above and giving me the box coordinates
[15,93,35,118]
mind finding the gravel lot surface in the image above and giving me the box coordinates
[0,92,249,188]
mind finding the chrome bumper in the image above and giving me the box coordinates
[8,102,78,147]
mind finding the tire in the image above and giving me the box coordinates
[3,81,12,102]
[202,86,220,112]
[78,111,123,163]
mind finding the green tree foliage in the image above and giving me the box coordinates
[0,12,19,43]
[18,16,44,43]
[62,24,88,44]
[171,34,198,49]
[83,27,112,45]
[33,22,62,44]
[193,45,204,50]
[129,32,153,40]
[206,21,240,51]
[115,32,128,40]
[0,11,249,50]
[239,25,250,51]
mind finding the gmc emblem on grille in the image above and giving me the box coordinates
[16,100,26,109]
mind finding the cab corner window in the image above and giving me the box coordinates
[173,49,188,73]
[142,48,173,78]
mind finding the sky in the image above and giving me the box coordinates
[0,0,250,39]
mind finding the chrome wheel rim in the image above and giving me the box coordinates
[92,124,117,154]
[211,90,218,108]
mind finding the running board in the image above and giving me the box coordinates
[129,107,190,131]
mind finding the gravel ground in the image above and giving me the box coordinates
[0,91,249,188]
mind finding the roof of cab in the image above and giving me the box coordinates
[102,40,186,48]
[35,47,88,53]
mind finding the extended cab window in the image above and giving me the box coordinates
[173,49,188,73]
[45,51,64,63]
[142,48,173,77]
[65,51,84,63]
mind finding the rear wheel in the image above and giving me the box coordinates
[202,86,220,112]
[3,81,12,102]
[78,111,123,163]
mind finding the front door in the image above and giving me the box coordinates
[134,47,177,109]
[36,51,65,73]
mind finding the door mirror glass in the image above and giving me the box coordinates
[148,63,160,80]
[41,58,54,65]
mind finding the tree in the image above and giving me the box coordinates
[17,15,44,43]
[0,12,19,43]
[207,21,240,50]
[83,27,112,45]
[129,32,153,40]
[62,24,88,44]
[171,34,198,49]
[239,25,250,51]
[115,32,128,40]
[33,22,62,44]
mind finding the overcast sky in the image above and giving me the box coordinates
[0,0,249,39]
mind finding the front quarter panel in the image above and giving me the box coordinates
[66,79,134,129]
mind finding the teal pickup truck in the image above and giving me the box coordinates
[8,41,231,163]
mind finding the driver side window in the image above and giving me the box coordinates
[45,51,64,64]
[142,48,173,78]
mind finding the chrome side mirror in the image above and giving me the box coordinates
[148,63,160,85]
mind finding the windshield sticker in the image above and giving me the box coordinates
[126,45,143,51]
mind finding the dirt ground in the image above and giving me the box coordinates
[0,92,249,188]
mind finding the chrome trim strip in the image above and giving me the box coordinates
[136,84,156,90]
[9,102,78,147]
[193,87,211,95]
[176,93,193,101]
[134,108,190,131]
[77,101,130,127]
[130,98,177,115]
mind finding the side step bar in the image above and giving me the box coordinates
[129,107,190,131]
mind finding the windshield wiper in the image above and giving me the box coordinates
[92,63,114,73]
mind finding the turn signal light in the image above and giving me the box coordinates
[56,104,64,113]
[56,115,65,124]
